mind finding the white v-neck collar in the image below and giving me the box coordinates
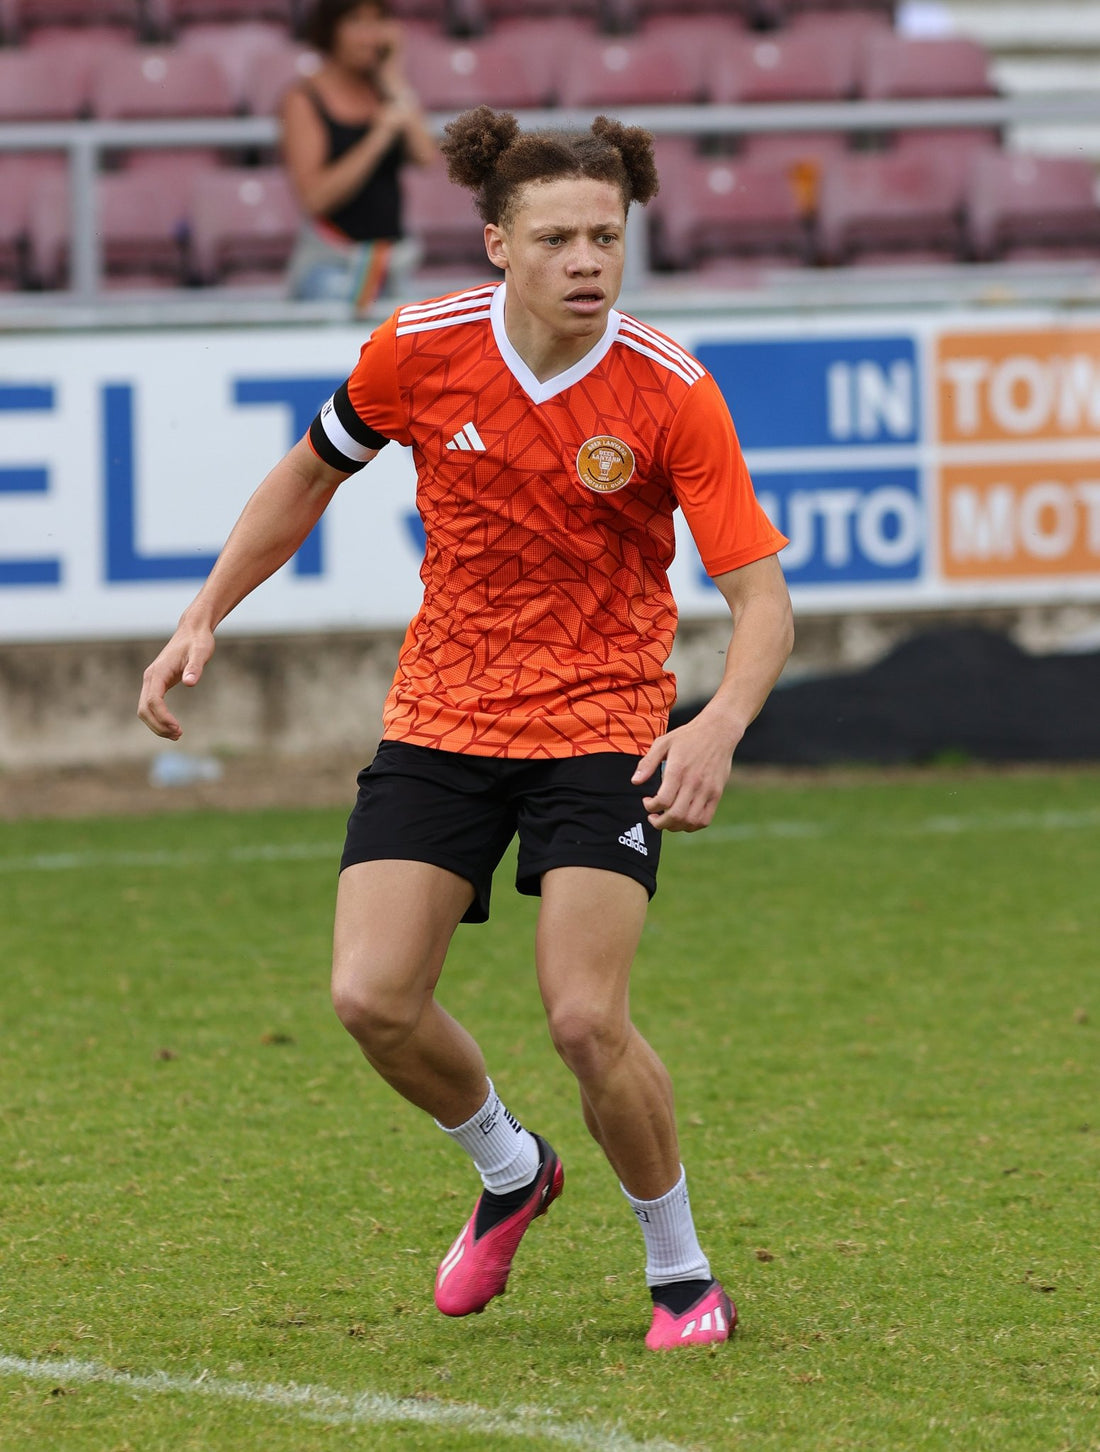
[490,282,621,405]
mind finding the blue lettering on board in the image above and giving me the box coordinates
[0,383,61,587]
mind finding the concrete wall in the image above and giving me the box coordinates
[4,602,1099,775]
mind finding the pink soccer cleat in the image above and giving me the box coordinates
[434,1136,564,1317]
[645,1280,737,1350]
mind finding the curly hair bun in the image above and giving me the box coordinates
[591,116,659,206]
[441,105,521,191]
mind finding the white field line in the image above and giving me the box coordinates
[0,1353,690,1452]
[2,805,1100,876]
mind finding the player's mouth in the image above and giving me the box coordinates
[564,288,605,314]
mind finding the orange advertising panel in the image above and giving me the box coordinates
[939,459,1100,579]
[937,329,1100,445]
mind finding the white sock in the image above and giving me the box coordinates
[435,1079,540,1194]
[622,1167,712,1286]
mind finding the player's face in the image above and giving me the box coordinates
[486,177,627,354]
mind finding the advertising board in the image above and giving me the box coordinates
[2,308,1099,642]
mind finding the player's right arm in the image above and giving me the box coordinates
[137,437,361,740]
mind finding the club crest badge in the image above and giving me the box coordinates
[576,435,636,493]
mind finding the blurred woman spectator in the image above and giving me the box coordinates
[282,0,436,312]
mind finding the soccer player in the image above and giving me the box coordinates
[138,106,793,1350]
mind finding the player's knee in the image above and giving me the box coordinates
[331,971,420,1056]
[546,1002,628,1083]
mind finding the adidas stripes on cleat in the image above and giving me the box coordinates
[645,1279,736,1350]
[434,1135,564,1317]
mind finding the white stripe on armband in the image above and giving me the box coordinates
[320,396,378,463]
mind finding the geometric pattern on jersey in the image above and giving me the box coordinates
[318,282,787,758]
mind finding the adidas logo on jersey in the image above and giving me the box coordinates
[446,421,486,452]
[618,822,648,856]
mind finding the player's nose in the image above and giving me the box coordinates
[568,242,602,273]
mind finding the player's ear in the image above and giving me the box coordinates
[484,223,508,272]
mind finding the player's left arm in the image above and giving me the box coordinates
[632,553,793,832]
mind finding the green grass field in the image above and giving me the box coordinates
[2,767,1098,1452]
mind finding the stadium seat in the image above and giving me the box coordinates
[0,155,66,289]
[0,47,91,121]
[782,7,893,85]
[627,0,754,25]
[189,166,300,286]
[816,151,964,265]
[706,29,857,105]
[28,170,190,289]
[99,170,190,285]
[26,172,69,289]
[403,25,558,110]
[739,131,848,216]
[90,45,236,119]
[402,158,496,277]
[8,0,141,35]
[150,0,294,30]
[966,151,1100,261]
[892,128,1000,207]
[241,40,323,116]
[755,0,893,24]
[651,156,810,270]
[178,21,296,109]
[859,34,996,100]
[556,30,700,108]
[456,0,603,34]
[23,22,139,107]
[637,13,748,103]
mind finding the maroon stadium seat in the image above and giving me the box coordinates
[9,0,141,35]
[967,151,1100,261]
[628,0,754,24]
[0,154,66,289]
[652,155,810,269]
[556,29,699,107]
[757,0,893,25]
[190,166,300,285]
[706,28,856,105]
[741,131,848,169]
[178,21,295,108]
[26,172,70,289]
[892,128,999,207]
[28,170,188,289]
[404,25,558,110]
[739,131,848,218]
[402,158,496,277]
[638,13,748,103]
[151,0,293,30]
[816,151,964,265]
[241,40,323,116]
[457,0,602,34]
[0,47,92,120]
[782,7,892,87]
[98,170,190,285]
[23,23,139,111]
[859,34,996,100]
[90,45,236,119]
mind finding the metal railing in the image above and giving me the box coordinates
[2,94,1100,302]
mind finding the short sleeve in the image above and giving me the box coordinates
[307,309,412,473]
[663,372,788,577]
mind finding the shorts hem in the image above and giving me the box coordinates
[516,851,658,901]
[339,845,488,923]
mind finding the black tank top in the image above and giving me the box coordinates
[304,85,405,242]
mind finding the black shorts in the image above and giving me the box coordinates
[340,741,663,924]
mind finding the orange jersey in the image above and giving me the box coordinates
[310,282,786,758]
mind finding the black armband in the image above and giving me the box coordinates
[309,381,390,473]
